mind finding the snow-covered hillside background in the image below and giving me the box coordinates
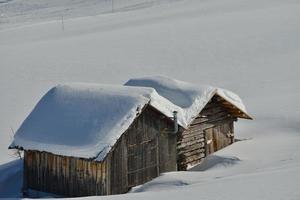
[1,0,300,199]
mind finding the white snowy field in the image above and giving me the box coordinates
[0,0,181,28]
[0,0,300,199]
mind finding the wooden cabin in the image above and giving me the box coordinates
[22,105,177,196]
[177,94,249,170]
[9,77,252,197]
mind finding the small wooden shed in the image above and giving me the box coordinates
[10,76,252,197]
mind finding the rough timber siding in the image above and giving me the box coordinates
[23,150,107,197]
[177,95,237,170]
[23,105,177,197]
[107,105,176,193]
[105,132,128,195]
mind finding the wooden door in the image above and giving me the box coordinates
[204,128,215,155]
[204,121,235,157]
[213,124,233,152]
[206,126,226,154]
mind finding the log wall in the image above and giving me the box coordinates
[177,95,237,170]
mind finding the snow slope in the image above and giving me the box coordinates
[0,0,180,28]
[0,0,300,198]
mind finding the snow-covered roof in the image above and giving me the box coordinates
[125,76,252,126]
[10,77,251,161]
[9,84,171,160]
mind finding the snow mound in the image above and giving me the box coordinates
[189,155,241,171]
[130,173,189,193]
[0,159,23,198]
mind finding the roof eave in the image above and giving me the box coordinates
[214,93,253,120]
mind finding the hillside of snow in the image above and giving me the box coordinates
[0,0,180,28]
[1,0,300,199]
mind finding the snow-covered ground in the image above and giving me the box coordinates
[0,0,180,28]
[0,0,300,199]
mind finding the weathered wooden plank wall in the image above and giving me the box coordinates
[24,150,107,197]
[177,95,237,170]
[106,134,128,195]
[121,105,176,188]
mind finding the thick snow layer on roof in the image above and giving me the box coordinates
[10,83,178,160]
[10,77,250,160]
[125,76,250,126]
